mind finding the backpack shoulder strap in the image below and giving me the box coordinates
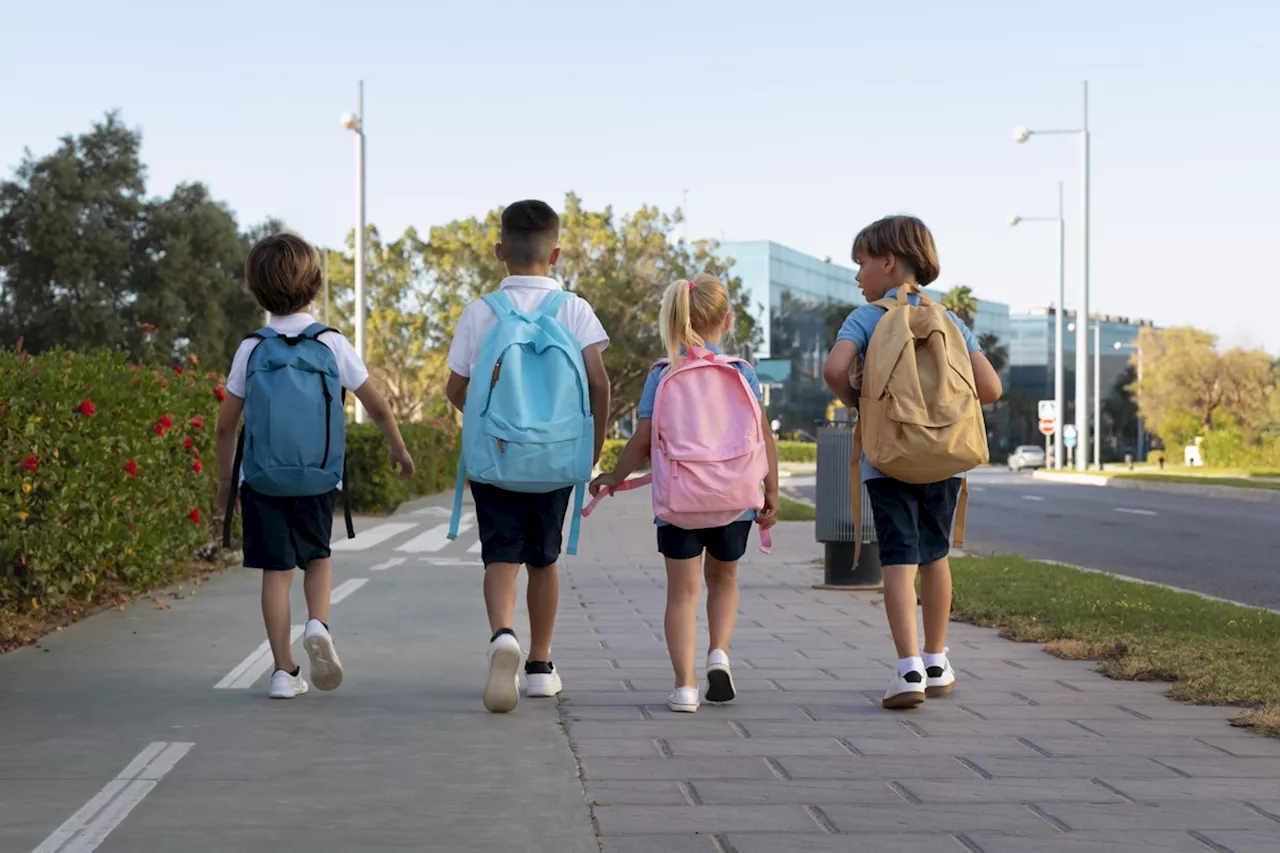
[300,322,338,339]
[481,290,519,319]
[247,328,275,341]
[536,290,570,318]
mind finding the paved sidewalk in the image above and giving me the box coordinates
[561,489,1280,852]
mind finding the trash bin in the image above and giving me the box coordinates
[814,419,882,590]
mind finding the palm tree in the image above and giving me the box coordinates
[942,286,978,329]
[978,332,1008,374]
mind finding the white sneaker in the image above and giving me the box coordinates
[882,669,926,710]
[926,649,957,698]
[705,649,736,704]
[484,632,522,713]
[668,686,700,713]
[525,662,563,698]
[269,668,309,699]
[302,619,343,691]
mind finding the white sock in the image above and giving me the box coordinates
[899,656,924,676]
[922,651,948,671]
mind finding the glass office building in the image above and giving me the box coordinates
[716,241,1010,433]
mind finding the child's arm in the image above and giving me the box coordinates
[590,419,650,495]
[971,351,1003,404]
[758,412,780,529]
[822,340,860,408]
[582,344,610,465]
[214,393,245,516]
[446,371,469,412]
[352,381,416,480]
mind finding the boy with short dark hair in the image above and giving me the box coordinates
[446,199,611,713]
[823,215,1003,710]
[216,232,415,700]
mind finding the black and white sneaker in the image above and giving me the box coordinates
[882,669,926,710]
[525,660,562,698]
[926,650,957,697]
[484,629,521,713]
[705,649,736,704]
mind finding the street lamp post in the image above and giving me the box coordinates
[1014,80,1091,470]
[1008,181,1066,470]
[1115,341,1144,460]
[1068,320,1103,468]
[340,82,367,423]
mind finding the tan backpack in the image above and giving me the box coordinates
[851,284,988,564]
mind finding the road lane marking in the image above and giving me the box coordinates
[423,558,484,567]
[369,557,407,571]
[1021,495,1046,502]
[467,539,482,553]
[331,522,418,551]
[1115,507,1158,516]
[396,522,471,553]
[215,579,367,689]
[329,578,368,605]
[35,741,193,853]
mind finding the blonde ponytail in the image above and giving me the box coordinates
[660,273,732,364]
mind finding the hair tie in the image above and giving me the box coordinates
[688,279,696,292]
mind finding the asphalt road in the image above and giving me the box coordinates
[784,467,1280,611]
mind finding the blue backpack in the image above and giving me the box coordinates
[221,323,355,547]
[448,290,594,555]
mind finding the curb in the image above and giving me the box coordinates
[1031,470,1280,504]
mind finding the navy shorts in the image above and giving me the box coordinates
[241,485,336,571]
[864,477,962,567]
[656,520,753,562]
[470,482,573,568]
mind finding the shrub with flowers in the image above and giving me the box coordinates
[1,344,223,607]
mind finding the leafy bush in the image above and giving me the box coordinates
[776,440,816,464]
[1,345,222,607]
[340,420,459,514]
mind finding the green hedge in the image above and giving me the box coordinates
[341,420,460,514]
[1,346,222,606]
[597,438,815,472]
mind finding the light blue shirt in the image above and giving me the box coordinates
[836,287,982,482]
[637,344,764,528]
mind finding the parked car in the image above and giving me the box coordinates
[1007,445,1046,471]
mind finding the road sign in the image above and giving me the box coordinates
[1038,399,1057,421]
[1038,419,1056,436]
[1063,424,1078,449]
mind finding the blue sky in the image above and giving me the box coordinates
[4,0,1278,352]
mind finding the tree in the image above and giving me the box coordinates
[942,285,977,328]
[978,332,1008,374]
[418,193,760,426]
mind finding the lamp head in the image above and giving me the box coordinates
[339,111,360,131]
[1013,126,1032,144]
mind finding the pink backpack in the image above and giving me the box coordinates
[584,347,772,552]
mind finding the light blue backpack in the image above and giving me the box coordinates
[448,290,594,555]
[221,323,355,547]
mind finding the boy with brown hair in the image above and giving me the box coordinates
[823,215,1003,709]
[216,232,415,700]
[446,199,611,713]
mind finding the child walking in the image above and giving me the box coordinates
[822,216,1002,710]
[216,233,415,700]
[591,273,779,713]
[445,199,612,714]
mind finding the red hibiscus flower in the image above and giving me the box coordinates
[154,422,166,436]
[172,365,183,376]
[189,415,204,429]
[184,437,194,450]
[158,414,174,430]
[123,459,139,477]
[192,460,204,473]
[188,354,199,366]
[213,386,227,402]
[20,455,38,473]
[75,399,97,417]
[188,507,201,524]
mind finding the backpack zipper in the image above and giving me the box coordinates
[321,377,333,468]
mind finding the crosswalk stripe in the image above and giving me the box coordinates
[331,522,418,551]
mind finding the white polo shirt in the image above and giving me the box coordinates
[446,276,609,379]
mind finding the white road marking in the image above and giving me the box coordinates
[396,522,471,553]
[969,486,986,492]
[411,506,454,518]
[369,557,406,572]
[423,558,485,567]
[35,741,193,853]
[467,539,482,554]
[329,578,368,605]
[1115,507,1157,516]
[1021,495,1046,502]
[331,522,418,551]
[215,578,367,689]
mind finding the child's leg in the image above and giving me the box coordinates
[663,556,703,688]
[918,556,952,654]
[261,569,296,672]
[704,556,739,654]
[882,563,921,659]
[303,557,332,625]
[523,485,573,665]
[484,562,521,634]
[917,478,964,659]
[526,564,558,663]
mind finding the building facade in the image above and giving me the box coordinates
[716,241,1011,434]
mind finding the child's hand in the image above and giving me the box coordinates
[758,491,779,530]
[589,472,618,497]
[214,481,237,519]
[390,447,416,481]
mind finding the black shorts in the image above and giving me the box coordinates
[864,477,963,567]
[470,482,573,568]
[241,485,336,571]
[656,519,753,562]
